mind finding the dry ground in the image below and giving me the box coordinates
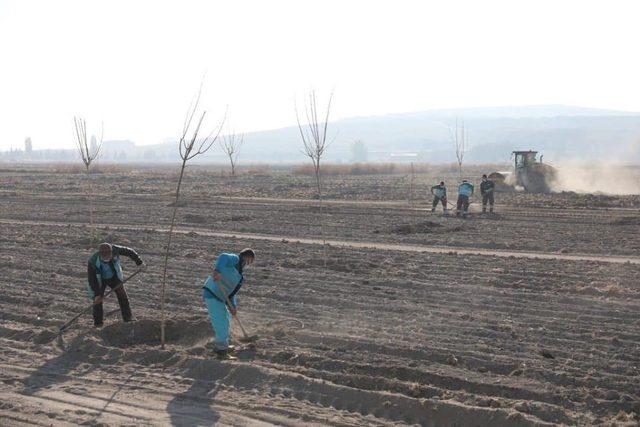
[1,165,639,426]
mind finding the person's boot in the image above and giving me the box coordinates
[482,206,486,213]
[490,206,494,213]
[211,344,236,352]
[206,342,235,352]
[215,349,237,360]
[443,208,448,215]
[431,207,435,213]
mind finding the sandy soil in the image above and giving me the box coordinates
[1,165,639,426]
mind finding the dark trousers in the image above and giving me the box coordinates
[482,192,495,211]
[93,278,132,325]
[432,196,447,210]
[456,195,470,215]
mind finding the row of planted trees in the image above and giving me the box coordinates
[74,81,333,347]
[73,106,244,245]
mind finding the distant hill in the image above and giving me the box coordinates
[4,105,640,163]
[176,104,640,163]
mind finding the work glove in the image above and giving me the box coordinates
[135,259,144,267]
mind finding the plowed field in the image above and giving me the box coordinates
[1,165,639,426]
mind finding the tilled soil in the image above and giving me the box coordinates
[1,166,639,426]
[1,167,639,256]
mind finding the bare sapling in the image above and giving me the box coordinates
[449,118,467,180]
[159,82,226,348]
[73,116,103,243]
[220,128,244,176]
[295,90,333,269]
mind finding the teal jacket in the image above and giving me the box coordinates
[203,253,243,308]
[431,184,446,198]
[86,245,142,298]
[458,182,474,197]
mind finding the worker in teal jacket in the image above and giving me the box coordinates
[456,180,474,217]
[87,243,144,327]
[202,248,255,359]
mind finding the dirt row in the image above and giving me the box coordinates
[1,218,639,425]
[2,165,639,206]
[2,190,640,257]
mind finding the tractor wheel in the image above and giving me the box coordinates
[521,171,549,193]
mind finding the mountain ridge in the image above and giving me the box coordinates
[3,105,639,163]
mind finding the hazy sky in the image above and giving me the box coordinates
[1,0,639,150]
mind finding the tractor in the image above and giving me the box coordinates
[489,150,557,193]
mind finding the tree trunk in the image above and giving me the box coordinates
[160,159,187,348]
[314,163,327,270]
[86,166,94,245]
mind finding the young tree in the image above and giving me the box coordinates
[295,90,333,268]
[159,82,225,348]
[449,118,467,180]
[220,129,243,176]
[73,117,103,242]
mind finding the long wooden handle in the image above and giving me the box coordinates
[59,269,143,333]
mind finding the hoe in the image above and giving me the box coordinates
[57,268,145,336]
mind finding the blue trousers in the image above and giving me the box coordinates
[203,291,231,350]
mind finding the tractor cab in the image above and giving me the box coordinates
[513,150,542,170]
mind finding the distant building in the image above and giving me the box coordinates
[24,137,33,154]
[350,140,368,163]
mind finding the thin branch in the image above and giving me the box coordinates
[182,78,204,141]
[94,121,104,159]
[192,106,228,158]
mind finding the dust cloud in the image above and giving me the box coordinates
[552,162,639,195]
